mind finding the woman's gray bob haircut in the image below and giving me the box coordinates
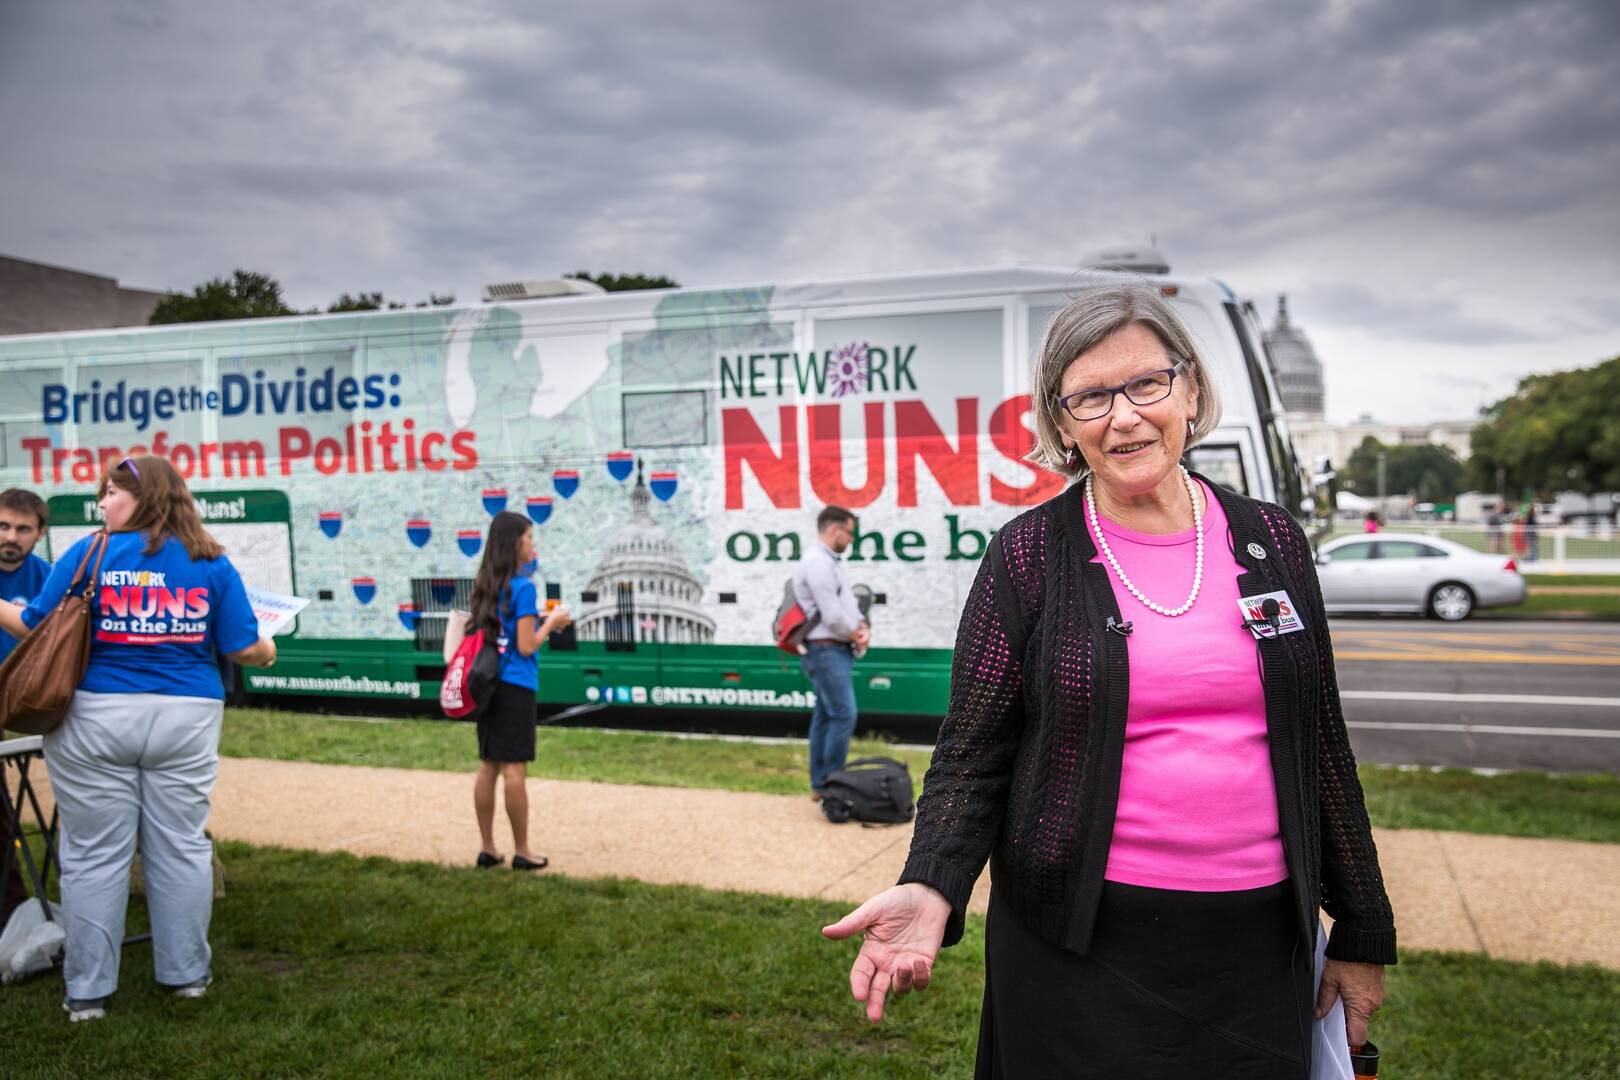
[1026,280,1223,478]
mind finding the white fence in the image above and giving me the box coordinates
[1321,523,1620,572]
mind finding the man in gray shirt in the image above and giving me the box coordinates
[792,505,870,799]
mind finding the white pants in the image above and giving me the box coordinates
[43,691,223,999]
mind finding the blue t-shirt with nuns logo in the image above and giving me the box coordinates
[22,531,260,700]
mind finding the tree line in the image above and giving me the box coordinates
[1325,356,1617,504]
[148,270,677,325]
[1467,355,1620,496]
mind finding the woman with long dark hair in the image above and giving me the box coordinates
[0,456,275,1022]
[467,510,570,871]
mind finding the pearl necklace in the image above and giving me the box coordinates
[1085,465,1204,617]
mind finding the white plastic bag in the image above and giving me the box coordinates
[1311,922,1355,1080]
[0,899,65,984]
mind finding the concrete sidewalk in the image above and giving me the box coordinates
[26,756,1620,970]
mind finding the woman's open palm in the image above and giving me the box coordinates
[823,883,951,1022]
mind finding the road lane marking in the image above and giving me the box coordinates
[1554,642,1620,656]
[1343,690,1620,708]
[1335,649,1620,665]
[1332,630,1620,648]
[1346,721,1620,739]
[1334,630,1537,645]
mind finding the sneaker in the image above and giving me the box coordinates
[170,974,213,999]
[63,997,107,1023]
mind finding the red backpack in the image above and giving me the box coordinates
[440,627,503,718]
[771,579,819,655]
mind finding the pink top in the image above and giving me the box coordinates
[1093,481,1288,892]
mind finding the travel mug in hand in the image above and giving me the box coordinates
[1350,1041,1380,1077]
[545,582,577,651]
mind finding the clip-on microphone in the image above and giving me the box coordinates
[1106,616,1134,637]
[1240,597,1282,638]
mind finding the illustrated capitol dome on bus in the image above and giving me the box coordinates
[574,459,716,646]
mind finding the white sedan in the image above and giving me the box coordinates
[1313,533,1527,621]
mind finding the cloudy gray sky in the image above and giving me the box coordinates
[2,0,1616,425]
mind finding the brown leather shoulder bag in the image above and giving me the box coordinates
[0,531,110,735]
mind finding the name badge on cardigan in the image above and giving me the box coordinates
[1236,590,1305,639]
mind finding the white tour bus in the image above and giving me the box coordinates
[0,258,1302,719]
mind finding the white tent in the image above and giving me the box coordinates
[1335,489,1375,512]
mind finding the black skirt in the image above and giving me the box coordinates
[976,880,1313,1080]
[476,682,537,763]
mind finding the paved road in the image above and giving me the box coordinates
[556,619,1620,775]
[1331,619,1620,773]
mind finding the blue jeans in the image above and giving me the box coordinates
[802,644,857,791]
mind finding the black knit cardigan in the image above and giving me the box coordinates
[898,476,1398,965]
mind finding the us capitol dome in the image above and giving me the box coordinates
[574,459,715,646]
[1264,295,1325,419]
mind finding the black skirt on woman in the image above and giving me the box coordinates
[976,879,1314,1079]
[476,682,537,763]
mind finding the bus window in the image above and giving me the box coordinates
[1184,443,1248,494]
[1028,304,1061,357]
[0,364,61,472]
[75,355,209,448]
[624,389,709,448]
[215,346,358,454]
[623,320,795,389]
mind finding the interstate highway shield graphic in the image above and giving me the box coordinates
[318,511,342,539]
[429,579,456,606]
[526,496,553,525]
[406,519,432,548]
[552,469,580,499]
[649,470,678,502]
[397,602,419,631]
[606,451,634,482]
[481,488,508,515]
[352,577,377,604]
[457,529,483,557]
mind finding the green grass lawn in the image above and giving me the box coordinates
[215,709,1620,845]
[1358,767,1620,845]
[219,706,936,795]
[1482,591,1620,618]
[0,843,1613,1078]
[1480,572,1620,618]
[1523,574,1620,588]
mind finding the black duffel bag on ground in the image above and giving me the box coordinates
[821,757,916,825]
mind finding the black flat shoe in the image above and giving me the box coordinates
[476,852,505,869]
[511,854,549,871]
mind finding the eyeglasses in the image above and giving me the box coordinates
[1056,363,1185,422]
[119,457,140,478]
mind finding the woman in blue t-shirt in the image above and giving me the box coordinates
[467,510,570,871]
[0,456,276,1023]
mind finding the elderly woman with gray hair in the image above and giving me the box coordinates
[824,281,1395,1078]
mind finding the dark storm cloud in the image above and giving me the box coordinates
[194,162,449,202]
[979,0,1619,230]
[1299,283,1541,346]
[0,0,1615,421]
